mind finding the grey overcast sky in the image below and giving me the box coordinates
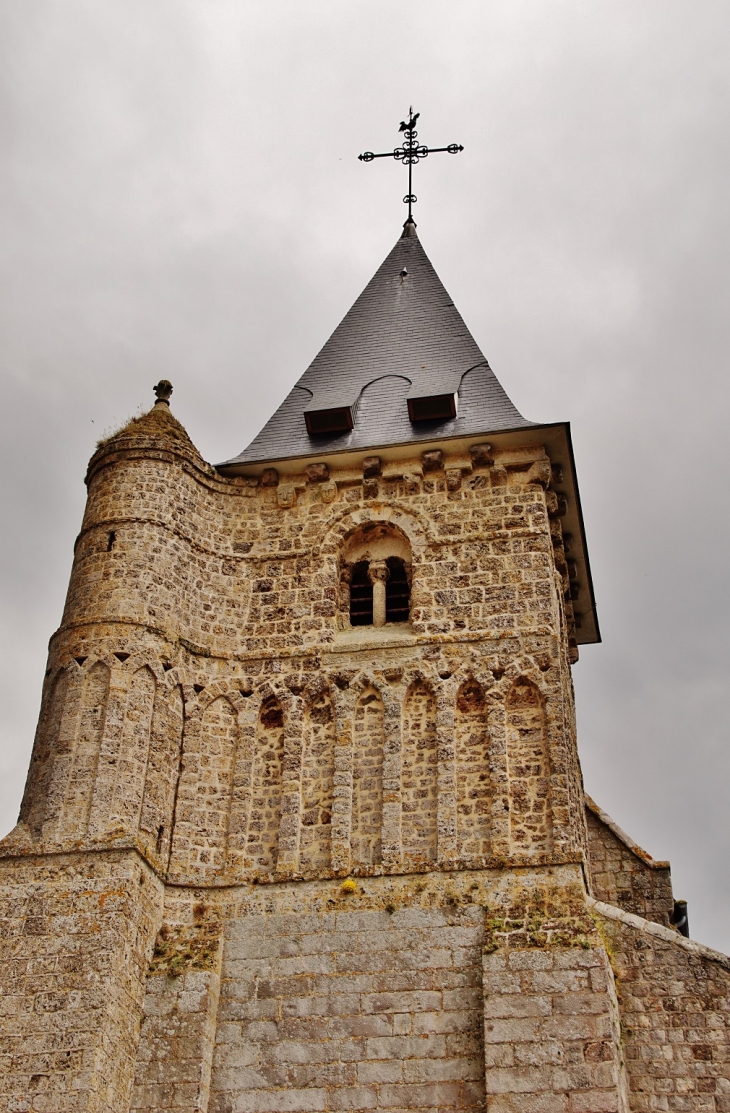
[1,1,728,947]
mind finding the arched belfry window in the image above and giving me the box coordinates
[385,557,409,622]
[350,562,373,626]
[342,525,412,629]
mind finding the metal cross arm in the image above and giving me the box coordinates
[358,143,464,162]
[358,108,464,223]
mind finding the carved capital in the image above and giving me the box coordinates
[367,560,390,585]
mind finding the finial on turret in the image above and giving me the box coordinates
[154,380,173,405]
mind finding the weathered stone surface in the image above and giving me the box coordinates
[131,923,223,1113]
[0,401,724,1113]
[362,457,381,479]
[585,799,673,927]
[211,883,486,1112]
[0,851,163,1113]
[593,900,730,1113]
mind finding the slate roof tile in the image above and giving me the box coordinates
[218,223,533,470]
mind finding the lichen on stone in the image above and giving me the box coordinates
[483,884,598,953]
[149,920,221,977]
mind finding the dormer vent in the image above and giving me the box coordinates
[407,392,458,423]
[304,406,355,436]
[304,389,359,437]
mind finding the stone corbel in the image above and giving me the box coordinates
[525,457,552,487]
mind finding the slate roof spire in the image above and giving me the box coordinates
[218,223,533,471]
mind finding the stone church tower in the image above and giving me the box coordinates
[2,219,729,1113]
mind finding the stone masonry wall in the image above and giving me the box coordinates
[132,965,222,1113]
[7,403,586,883]
[593,900,730,1113]
[8,645,583,887]
[129,866,632,1113]
[0,850,163,1113]
[483,946,629,1112]
[131,919,224,1113]
[481,876,630,1113]
[0,404,646,1113]
[585,801,674,927]
[212,899,486,1112]
[62,409,574,659]
[401,679,439,867]
[81,405,572,657]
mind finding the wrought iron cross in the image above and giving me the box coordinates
[358,107,464,223]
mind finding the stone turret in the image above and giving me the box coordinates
[10,390,212,859]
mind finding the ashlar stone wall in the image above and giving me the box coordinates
[593,899,730,1112]
[0,850,163,1113]
[213,899,486,1112]
[129,866,636,1113]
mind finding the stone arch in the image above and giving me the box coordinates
[351,682,384,869]
[107,651,166,685]
[59,659,111,839]
[349,669,384,695]
[195,677,253,715]
[313,506,428,635]
[109,665,157,836]
[139,680,185,865]
[245,694,285,874]
[299,685,335,873]
[341,521,413,627]
[316,504,430,560]
[506,677,553,854]
[85,657,168,842]
[200,694,240,868]
[169,693,240,877]
[455,677,491,858]
[222,685,263,875]
[401,678,438,867]
[20,667,71,837]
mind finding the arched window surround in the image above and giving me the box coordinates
[340,523,412,628]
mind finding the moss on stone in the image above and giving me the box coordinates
[95,411,146,448]
[149,920,221,977]
[483,884,598,953]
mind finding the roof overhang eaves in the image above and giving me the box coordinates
[215,420,540,474]
[216,419,600,646]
